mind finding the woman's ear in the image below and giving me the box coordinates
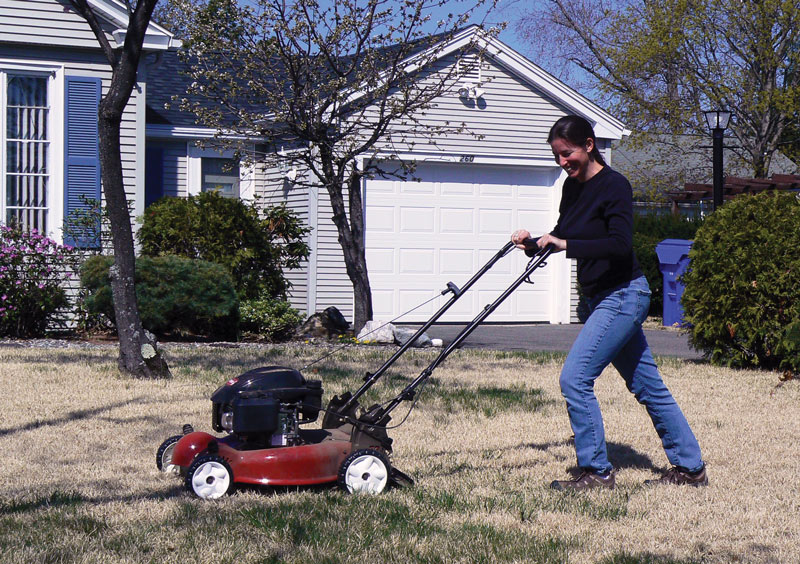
[584,138,595,153]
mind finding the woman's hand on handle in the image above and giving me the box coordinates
[511,230,566,253]
[536,233,566,253]
[511,229,534,250]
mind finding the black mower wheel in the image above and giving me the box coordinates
[156,435,182,474]
[338,449,391,494]
[185,454,234,499]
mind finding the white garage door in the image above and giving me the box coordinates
[365,162,561,323]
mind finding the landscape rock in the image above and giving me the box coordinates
[357,320,395,343]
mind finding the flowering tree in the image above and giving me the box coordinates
[172,0,497,332]
[0,226,76,338]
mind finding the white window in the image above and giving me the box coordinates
[1,72,50,232]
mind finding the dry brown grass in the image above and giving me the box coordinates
[1,343,798,564]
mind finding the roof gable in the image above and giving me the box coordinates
[80,0,179,50]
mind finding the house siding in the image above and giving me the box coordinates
[0,0,118,49]
[257,162,311,313]
[369,51,572,160]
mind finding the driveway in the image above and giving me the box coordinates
[425,323,703,360]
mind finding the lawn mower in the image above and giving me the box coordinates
[156,240,553,499]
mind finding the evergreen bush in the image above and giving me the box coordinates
[81,255,239,340]
[0,225,77,337]
[682,192,800,371]
[633,213,704,316]
[137,192,310,300]
[239,296,304,341]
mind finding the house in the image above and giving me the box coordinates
[2,1,629,326]
[0,0,179,245]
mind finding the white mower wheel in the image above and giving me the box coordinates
[156,435,182,474]
[185,454,234,499]
[338,449,390,494]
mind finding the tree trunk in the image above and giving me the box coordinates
[98,74,170,379]
[326,171,373,334]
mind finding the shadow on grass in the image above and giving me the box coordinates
[0,397,149,438]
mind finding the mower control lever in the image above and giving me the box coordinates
[442,282,461,296]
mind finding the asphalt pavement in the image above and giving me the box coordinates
[424,323,703,360]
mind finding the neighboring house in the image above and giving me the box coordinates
[2,1,629,326]
[0,0,178,246]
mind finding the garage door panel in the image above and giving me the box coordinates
[372,289,395,317]
[400,180,435,194]
[399,248,435,274]
[399,290,437,315]
[478,248,513,275]
[517,210,551,231]
[479,183,514,198]
[366,248,394,273]
[367,206,396,231]
[478,209,514,235]
[514,289,551,317]
[440,178,476,196]
[440,208,475,234]
[440,248,474,274]
[400,207,435,232]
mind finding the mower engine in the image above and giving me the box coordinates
[210,366,323,448]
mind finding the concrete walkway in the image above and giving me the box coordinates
[425,323,703,360]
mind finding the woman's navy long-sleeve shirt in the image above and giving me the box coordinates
[550,167,642,298]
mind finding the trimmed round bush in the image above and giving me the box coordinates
[137,192,309,300]
[239,296,304,341]
[81,255,239,340]
[682,192,800,371]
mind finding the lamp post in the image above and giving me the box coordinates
[703,109,732,211]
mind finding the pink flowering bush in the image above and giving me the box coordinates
[0,224,77,337]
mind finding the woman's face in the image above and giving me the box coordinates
[550,137,595,181]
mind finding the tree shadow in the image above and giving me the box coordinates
[0,397,149,438]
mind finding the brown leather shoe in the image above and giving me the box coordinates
[645,466,708,487]
[550,470,615,491]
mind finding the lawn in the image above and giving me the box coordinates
[1,342,798,563]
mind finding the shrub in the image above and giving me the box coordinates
[682,192,800,371]
[239,296,304,341]
[81,255,239,340]
[0,225,76,338]
[633,213,704,316]
[137,192,310,300]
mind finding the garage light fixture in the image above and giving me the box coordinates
[457,82,484,100]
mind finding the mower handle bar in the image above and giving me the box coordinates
[339,239,517,414]
[375,244,555,420]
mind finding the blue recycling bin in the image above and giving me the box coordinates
[655,239,693,327]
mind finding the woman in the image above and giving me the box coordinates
[512,115,706,491]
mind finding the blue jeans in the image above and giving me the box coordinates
[560,276,704,474]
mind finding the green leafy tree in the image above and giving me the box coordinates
[67,0,171,378]
[167,0,498,332]
[518,0,800,178]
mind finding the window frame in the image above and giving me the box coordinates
[0,60,64,240]
[186,143,255,201]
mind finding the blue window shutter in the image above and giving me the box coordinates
[64,76,101,248]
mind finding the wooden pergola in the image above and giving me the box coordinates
[666,174,800,215]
